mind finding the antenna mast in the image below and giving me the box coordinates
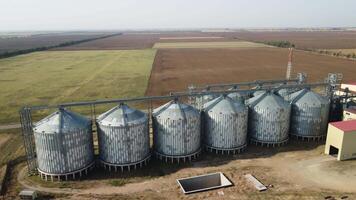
[286,48,293,80]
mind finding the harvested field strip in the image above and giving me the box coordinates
[54,32,221,50]
[153,41,270,49]
[0,50,156,124]
[159,36,224,40]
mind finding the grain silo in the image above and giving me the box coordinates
[96,103,150,172]
[203,95,248,154]
[33,108,94,181]
[285,89,330,139]
[246,92,291,147]
[276,88,299,98]
[227,87,249,104]
[195,89,218,109]
[152,100,201,163]
[253,90,266,97]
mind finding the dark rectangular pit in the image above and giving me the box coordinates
[176,172,233,194]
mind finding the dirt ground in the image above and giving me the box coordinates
[13,140,356,200]
[145,48,356,96]
[234,31,356,49]
[0,134,10,148]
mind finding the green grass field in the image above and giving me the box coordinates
[0,50,156,124]
[153,41,270,49]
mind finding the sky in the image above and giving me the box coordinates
[0,0,355,31]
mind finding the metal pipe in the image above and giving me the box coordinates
[194,78,299,90]
[26,82,329,111]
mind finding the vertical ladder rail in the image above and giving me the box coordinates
[19,107,37,174]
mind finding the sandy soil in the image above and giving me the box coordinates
[145,48,356,96]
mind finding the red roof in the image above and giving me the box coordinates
[344,82,356,86]
[330,120,356,132]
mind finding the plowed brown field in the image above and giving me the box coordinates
[146,48,356,96]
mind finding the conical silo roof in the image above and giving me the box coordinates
[97,103,147,126]
[34,108,90,133]
[247,92,289,109]
[204,95,246,114]
[277,88,289,97]
[227,87,248,103]
[252,90,266,97]
[153,100,198,120]
[287,89,329,106]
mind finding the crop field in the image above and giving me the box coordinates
[52,31,356,51]
[0,50,156,124]
[146,48,356,96]
[0,32,112,54]
[235,31,356,49]
[159,36,224,40]
[152,41,269,49]
[54,32,234,50]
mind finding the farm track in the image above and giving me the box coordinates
[0,124,20,131]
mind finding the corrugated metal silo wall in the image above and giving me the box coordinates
[290,102,330,136]
[153,116,201,156]
[204,110,248,149]
[248,106,291,142]
[34,125,94,174]
[97,122,150,164]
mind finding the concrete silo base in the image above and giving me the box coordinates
[38,161,95,182]
[154,149,201,164]
[205,144,247,155]
[250,138,289,147]
[99,154,151,172]
[290,133,326,141]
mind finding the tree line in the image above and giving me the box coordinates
[261,40,356,60]
[262,40,295,48]
[0,33,122,59]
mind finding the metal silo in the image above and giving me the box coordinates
[33,108,94,181]
[253,90,266,97]
[227,87,249,104]
[203,95,248,154]
[276,87,300,98]
[96,103,150,171]
[246,92,291,147]
[152,100,201,163]
[286,89,330,140]
[196,94,217,110]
